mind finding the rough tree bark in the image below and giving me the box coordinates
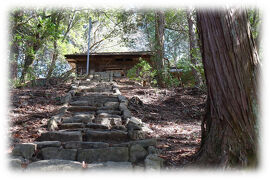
[10,43,18,80]
[10,10,22,80]
[46,13,62,79]
[186,9,203,87]
[154,10,165,88]
[196,8,259,167]
[46,40,58,79]
[20,44,40,83]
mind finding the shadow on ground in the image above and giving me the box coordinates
[116,78,207,167]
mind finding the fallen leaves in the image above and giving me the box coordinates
[9,82,71,144]
[117,78,206,168]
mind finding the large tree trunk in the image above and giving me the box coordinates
[186,9,203,87]
[196,8,259,167]
[154,10,165,88]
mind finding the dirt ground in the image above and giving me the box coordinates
[116,78,207,167]
[8,78,207,168]
[8,82,71,145]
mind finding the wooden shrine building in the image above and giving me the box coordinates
[65,51,153,76]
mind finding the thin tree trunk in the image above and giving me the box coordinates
[154,10,165,88]
[186,9,203,87]
[46,40,58,79]
[10,43,19,79]
[196,8,259,167]
[46,12,62,79]
[20,44,39,83]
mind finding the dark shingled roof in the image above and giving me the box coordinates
[65,51,154,59]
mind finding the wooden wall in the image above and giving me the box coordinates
[73,55,151,76]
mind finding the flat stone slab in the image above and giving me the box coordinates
[12,143,37,159]
[77,147,129,163]
[103,161,132,169]
[118,95,128,102]
[96,110,121,115]
[73,96,118,103]
[41,147,77,161]
[80,87,111,93]
[144,154,163,170]
[97,113,121,119]
[111,125,127,131]
[97,106,120,111]
[93,117,111,127]
[67,106,97,112]
[128,130,145,140]
[62,113,95,123]
[122,109,132,119]
[86,123,109,130]
[34,141,61,149]
[63,141,109,149]
[104,102,119,109]
[129,144,147,163]
[9,156,24,169]
[85,130,128,142]
[26,159,83,171]
[59,123,85,129]
[37,131,82,142]
[70,100,89,106]
[129,139,157,148]
[127,117,143,130]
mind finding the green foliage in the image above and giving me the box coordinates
[127,58,157,85]
[9,8,206,88]
[247,9,261,40]
[9,78,23,88]
[174,55,204,87]
[163,69,180,87]
[25,66,37,82]
[127,58,180,88]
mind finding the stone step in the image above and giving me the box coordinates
[85,123,110,130]
[62,113,95,124]
[129,138,157,148]
[10,78,165,170]
[84,130,128,142]
[67,106,97,112]
[26,159,134,171]
[41,147,77,161]
[104,102,119,109]
[111,125,127,131]
[36,131,82,142]
[77,147,129,163]
[26,159,84,171]
[80,92,116,96]
[96,109,122,115]
[72,96,119,104]
[92,116,122,128]
[79,87,112,93]
[59,123,85,129]
[62,141,109,149]
[69,100,89,106]
[34,141,62,149]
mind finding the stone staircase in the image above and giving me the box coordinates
[10,72,163,171]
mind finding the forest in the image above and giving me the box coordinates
[8,7,261,170]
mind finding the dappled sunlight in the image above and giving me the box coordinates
[117,78,205,167]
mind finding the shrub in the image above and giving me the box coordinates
[127,58,157,86]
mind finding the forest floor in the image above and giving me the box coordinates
[116,78,207,168]
[8,82,71,144]
[8,78,207,168]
